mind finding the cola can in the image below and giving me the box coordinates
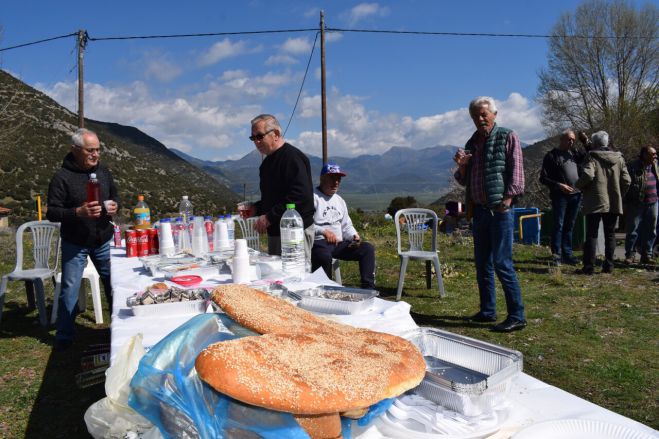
[125,229,138,258]
[113,225,122,247]
[147,228,159,255]
[136,229,149,257]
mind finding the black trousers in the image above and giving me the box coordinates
[583,213,618,271]
[311,239,376,289]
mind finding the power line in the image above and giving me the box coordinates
[87,28,317,41]
[326,27,658,40]
[283,32,319,137]
[0,32,78,52]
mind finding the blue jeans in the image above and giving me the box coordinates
[624,201,658,259]
[472,206,525,321]
[551,193,582,258]
[56,239,112,342]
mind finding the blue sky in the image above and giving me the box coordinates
[0,0,624,161]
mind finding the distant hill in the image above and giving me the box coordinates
[0,70,240,225]
[172,144,458,203]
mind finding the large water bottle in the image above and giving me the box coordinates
[226,214,236,248]
[280,203,306,279]
[179,195,194,226]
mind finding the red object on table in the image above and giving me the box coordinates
[170,275,203,287]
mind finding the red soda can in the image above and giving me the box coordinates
[136,229,149,257]
[113,225,122,247]
[147,228,159,255]
[125,230,138,257]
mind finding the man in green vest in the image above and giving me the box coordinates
[454,96,527,332]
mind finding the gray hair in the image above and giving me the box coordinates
[250,114,282,133]
[469,96,498,115]
[561,129,575,138]
[71,128,97,147]
[591,131,609,149]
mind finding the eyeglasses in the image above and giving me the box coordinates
[78,146,101,156]
[249,129,275,142]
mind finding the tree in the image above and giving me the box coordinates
[537,0,658,156]
[387,196,418,216]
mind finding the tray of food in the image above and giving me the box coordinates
[289,285,379,314]
[401,327,523,417]
[126,283,210,317]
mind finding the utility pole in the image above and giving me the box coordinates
[77,30,87,128]
[320,11,328,165]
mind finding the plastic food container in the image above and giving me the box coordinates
[131,300,207,317]
[401,327,523,416]
[290,285,378,314]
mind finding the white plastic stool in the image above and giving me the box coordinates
[51,256,103,324]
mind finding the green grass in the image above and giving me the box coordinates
[0,215,657,437]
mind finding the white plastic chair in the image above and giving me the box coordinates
[51,256,103,324]
[237,217,261,251]
[0,221,61,327]
[394,208,446,300]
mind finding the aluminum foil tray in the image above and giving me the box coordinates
[290,285,378,314]
[401,327,523,416]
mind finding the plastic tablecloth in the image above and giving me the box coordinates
[109,247,658,438]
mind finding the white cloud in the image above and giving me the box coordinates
[265,54,299,65]
[198,38,261,67]
[280,37,312,55]
[344,3,390,26]
[292,91,543,157]
[140,51,182,83]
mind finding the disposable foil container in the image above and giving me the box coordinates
[401,327,523,416]
[291,285,378,314]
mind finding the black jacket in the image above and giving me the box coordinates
[539,147,586,198]
[255,143,314,236]
[47,153,120,247]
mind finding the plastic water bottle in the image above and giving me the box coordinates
[172,217,182,249]
[226,214,235,248]
[179,195,193,226]
[204,216,215,251]
[280,203,306,279]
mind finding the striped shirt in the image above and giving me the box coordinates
[455,128,525,205]
[644,165,657,203]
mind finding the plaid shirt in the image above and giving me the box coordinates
[455,127,525,205]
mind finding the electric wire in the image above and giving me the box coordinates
[0,32,78,52]
[283,31,319,136]
[86,28,317,41]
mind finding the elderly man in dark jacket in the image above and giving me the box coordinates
[540,129,586,265]
[623,146,658,264]
[575,131,631,275]
[47,128,120,350]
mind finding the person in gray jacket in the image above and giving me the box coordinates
[623,146,658,264]
[575,131,631,274]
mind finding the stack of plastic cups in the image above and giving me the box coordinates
[232,238,250,284]
[177,218,191,253]
[158,218,176,257]
[214,217,230,251]
[191,216,208,257]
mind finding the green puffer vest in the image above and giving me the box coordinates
[465,124,512,208]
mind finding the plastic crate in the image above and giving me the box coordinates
[513,207,541,245]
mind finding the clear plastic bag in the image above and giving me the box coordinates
[85,334,154,438]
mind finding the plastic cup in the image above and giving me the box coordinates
[234,239,248,257]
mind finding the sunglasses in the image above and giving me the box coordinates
[249,129,275,142]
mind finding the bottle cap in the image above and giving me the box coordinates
[286,203,295,209]
[160,218,171,222]
[204,216,212,220]
[182,195,189,200]
[90,173,96,179]
[138,195,145,201]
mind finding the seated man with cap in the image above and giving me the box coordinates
[312,163,376,289]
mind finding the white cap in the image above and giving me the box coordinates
[90,173,96,179]
[182,195,189,200]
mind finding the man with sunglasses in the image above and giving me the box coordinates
[47,128,120,351]
[247,114,314,262]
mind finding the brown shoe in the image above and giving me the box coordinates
[640,256,656,265]
[624,257,634,264]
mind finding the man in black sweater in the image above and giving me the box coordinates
[539,129,586,266]
[249,114,314,262]
[47,128,120,350]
